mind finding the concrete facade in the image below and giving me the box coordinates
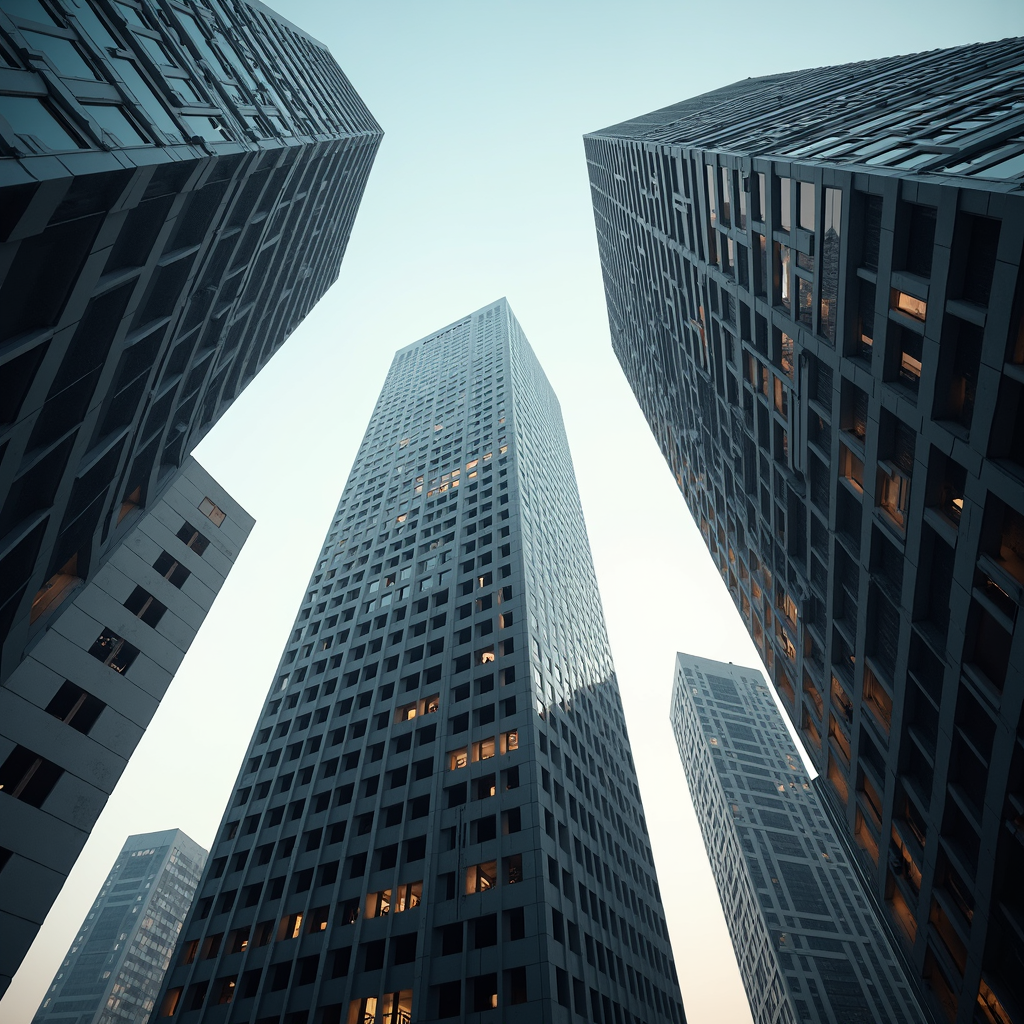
[586,38,1024,1024]
[0,0,382,686]
[153,300,685,1024]
[671,653,929,1024]
[0,458,253,994]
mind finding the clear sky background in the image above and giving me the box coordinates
[5,3,1023,1023]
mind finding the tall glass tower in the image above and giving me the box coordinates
[35,829,207,1024]
[154,299,685,1024]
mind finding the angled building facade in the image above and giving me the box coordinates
[34,829,208,1024]
[154,300,685,1024]
[586,38,1024,1024]
[0,458,252,994]
[0,0,379,995]
[0,0,382,685]
[671,653,929,1024]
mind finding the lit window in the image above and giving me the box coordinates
[892,290,927,321]
[198,497,226,526]
[449,748,468,770]
[465,860,497,894]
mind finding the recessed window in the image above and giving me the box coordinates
[892,289,927,322]
[153,551,190,588]
[198,497,226,526]
[30,554,82,623]
[88,628,140,673]
[124,585,167,628]
[176,522,210,555]
[0,745,63,807]
[45,681,104,735]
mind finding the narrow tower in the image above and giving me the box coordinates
[35,829,208,1024]
[155,300,685,1023]
[671,653,929,1024]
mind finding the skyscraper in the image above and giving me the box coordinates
[154,299,685,1024]
[671,653,929,1024]
[0,0,380,993]
[1,458,252,995]
[586,39,1024,1024]
[34,829,208,1024]
[0,0,382,683]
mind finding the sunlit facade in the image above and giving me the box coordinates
[671,654,928,1024]
[153,299,685,1024]
[34,830,207,1024]
[587,38,1024,1024]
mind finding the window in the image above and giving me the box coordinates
[198,496,226,526]
[473,737,496,762]
[449,747,468,770]
[30,554,81,623]
[153,551,190,588]
[501,730,518,753]
[176,522,210,554]
[892,289,927,322]
[878,464,911,529]
[45,682,104,734]
[277,912,303,940]
[88,628,139,673]
[0,746,63,807]
[465,860,497,894]
[798,181,815,231]
[123,586,167,628]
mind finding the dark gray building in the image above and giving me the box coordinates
[0,0,382,685]
[34,829,208,1024]
[153,299,685,1024]
[671,652,929,1024]
[586,38,1024,1024]
[1,458,252,995]
[0,0,380,996]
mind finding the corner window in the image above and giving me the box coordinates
[198,497,226,526]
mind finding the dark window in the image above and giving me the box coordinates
[45,681,104,734]
[0,745,63,807]
[87,628,139,673]
[176,522,210,555]
[153,550,190,587]
[123,585,167,627]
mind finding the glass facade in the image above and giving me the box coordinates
[0,0,382,689]
[154,299,685,1023]
[586,38,1024,1024]
[671,654,928,1024]
[35,829,208,1024]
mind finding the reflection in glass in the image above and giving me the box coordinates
[820,189,842,343]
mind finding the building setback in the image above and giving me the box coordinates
[34,829,208,1024]
[0,458,252,994]
[154,299,685,1024]
[671,653,929,1024]
[0,0,380,995]
[0,0,382,686]
[586,38,1024,1024]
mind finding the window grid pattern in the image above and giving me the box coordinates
[671,654,927,1024]
[586,44,1024,1024]
[155,300,684,1024]
[0,0,382,692]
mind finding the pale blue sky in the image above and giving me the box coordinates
[4,2,1022,1022]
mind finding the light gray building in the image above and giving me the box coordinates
[35,829,208,1024]
[154,299,685,1024]
[671,653,929,1024]
[0,458,252,994]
